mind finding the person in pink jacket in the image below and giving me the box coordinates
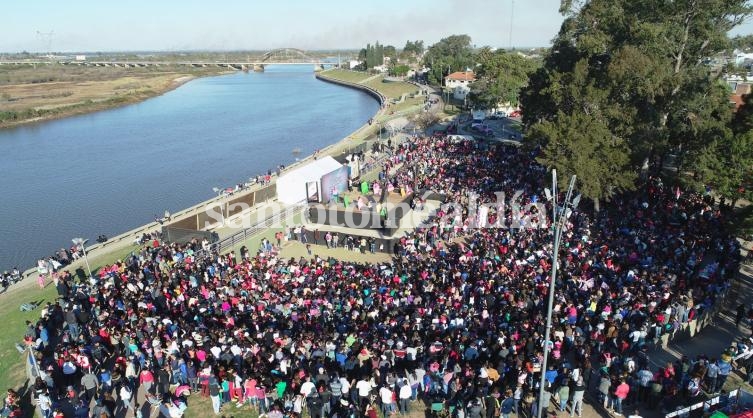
[609,379,630,416]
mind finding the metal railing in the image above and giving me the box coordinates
[210,201,308,255]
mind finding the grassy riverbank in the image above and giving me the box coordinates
[322,69,419,100]
[319,69,425,142]
[0,64,228,128]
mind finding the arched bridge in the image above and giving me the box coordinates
[1,48,346,72]
[259,48,319,64]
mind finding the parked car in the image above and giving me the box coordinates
[508,110,521,118]
[471,123,493,136]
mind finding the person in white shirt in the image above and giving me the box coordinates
[36,391,52,417]
[300,376,316,398]
[119,385,133,413]
[356,378,371,410]
[399,379,413,414]
[379,385,395,417]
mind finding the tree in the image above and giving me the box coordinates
[360,42,388,70]
[423,35,475,85]
[469,48,540,110]
[403,40,425,57]
[693,92,753,205]
[412,111,441,131]
[527,107,636,211]
[520,0,752,204]
[383,45,397,62]
[731,34,753,51]
[389,64,410,77]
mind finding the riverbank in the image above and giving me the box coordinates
[0,64,229,129]
[0,68,430,394]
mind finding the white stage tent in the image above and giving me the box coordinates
[276,156,343,204]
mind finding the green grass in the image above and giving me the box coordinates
[362,76,419,99]
[321,70,419,100]
[391,97,424,113]
[320,69,371,84]
[0,244,140,392]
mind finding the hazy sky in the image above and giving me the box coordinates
[3,0,753,53]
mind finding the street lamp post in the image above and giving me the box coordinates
[537,170,580,418]
[71,237,92,279]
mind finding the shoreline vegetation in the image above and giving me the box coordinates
[0,64,230,129]
[0,68,428,392]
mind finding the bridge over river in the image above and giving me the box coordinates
[0,48,348,72]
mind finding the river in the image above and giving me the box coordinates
[0,66,379,270]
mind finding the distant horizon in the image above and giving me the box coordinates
[4,0,751,54]
[0,46,551,55]
[1,0,574,52]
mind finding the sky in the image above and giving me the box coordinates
[3,0,753,53]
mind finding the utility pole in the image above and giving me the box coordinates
[537,170,580,418]
[509,0,515,49]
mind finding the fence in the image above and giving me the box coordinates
[210,201,307,255]
[664,388,751,418]
[161,226,216,245]
[657,282,729,350]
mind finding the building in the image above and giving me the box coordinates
[729,81,751,111]
[736,52,753,67]
[444,71,476,89]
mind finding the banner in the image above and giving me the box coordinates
[320,166,349,204]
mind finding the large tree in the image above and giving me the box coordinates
[401,40,425,61]
[520,0,752,206]
[693,92,753,205]
[469,48,540,110]
[423,35,476,85]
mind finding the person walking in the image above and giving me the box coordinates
[611,379,630,416]
[36,390,52,418]
[558,378,570,412]
[119,384,133,415]
[399,379,412,414]
[598,372,611,409]
[570,377,586,418]
[500,389,515,418]
[379,384,395,417]
[209,375,222,415]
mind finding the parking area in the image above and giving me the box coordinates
[458,115,524,141]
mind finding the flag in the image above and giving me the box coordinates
[27,348,40,378]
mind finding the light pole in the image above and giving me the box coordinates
[71,237,92,279]
[537,170,580,418]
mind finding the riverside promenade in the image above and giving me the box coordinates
[6,70,399,285]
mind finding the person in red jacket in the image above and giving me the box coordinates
[610,378,630,416]
[139,368,155,395]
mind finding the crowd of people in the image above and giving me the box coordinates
[12,135,744,418]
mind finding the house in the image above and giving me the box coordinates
[729,82,751,112]
[444,71,476,89]
[736,52,753,67]
[348,60,362,70]
[731,94,745,111]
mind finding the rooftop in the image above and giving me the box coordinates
[445,71,476,82]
